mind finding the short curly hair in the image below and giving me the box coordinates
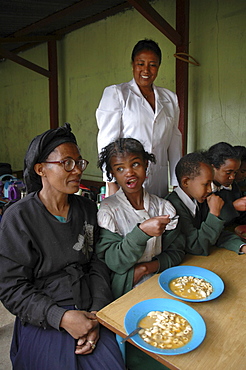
[234,145,246,163]
[175,151,211,185]
[98,137,156,182]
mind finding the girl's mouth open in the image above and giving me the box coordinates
[126,178,137,188]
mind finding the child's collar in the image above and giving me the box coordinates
[174,186,197,217]
[211,182,232,192]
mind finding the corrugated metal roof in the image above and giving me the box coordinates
[0,0,132,55]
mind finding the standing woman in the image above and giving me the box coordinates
[0,123,125,370]
[96,39,182,197]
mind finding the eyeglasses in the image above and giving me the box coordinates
[43,158,89,172]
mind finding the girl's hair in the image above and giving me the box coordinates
[206,142,240,169]
[131,39,162,64]
[175,151,211,185]
[234,145,246,163]
[98,138,156,181]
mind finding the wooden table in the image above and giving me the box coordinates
[97,248,246,370]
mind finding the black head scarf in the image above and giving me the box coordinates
[24,123,77,193]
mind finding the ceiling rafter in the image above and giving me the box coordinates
[11,0,102,37]
[0,35,62,44]
[0,46,50,77]
[55,2,131,36]
[0,0,189,151]
[0,1,132,55]
[127,0,182,46]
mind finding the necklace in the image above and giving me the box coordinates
[143,90,153,99]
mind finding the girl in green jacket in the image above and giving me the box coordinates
[96,138,185,299]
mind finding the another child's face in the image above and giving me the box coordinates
[110,153,147,194]
[213,158,241,186]
[184,163,213,203]
[235,161,246,183]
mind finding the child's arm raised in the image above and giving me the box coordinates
[96,215,172,274]
[138,215,171,236]
[167,192,225,255]
[96,225,153,274]
[206,193,224,217]
[133,222,185,285]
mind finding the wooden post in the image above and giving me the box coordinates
[176,0,189,154]
[48,40,59,129]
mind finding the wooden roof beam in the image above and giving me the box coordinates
[11,0,97,37]
[55,3,131,35]
[10,0,130,39]
[0,46,50,77]
[127,0,182,46]
[0,42,59,130]
[0,35,62,43]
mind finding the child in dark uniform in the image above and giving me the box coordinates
[206,142,246,226]
[234,145,246,195]
[167,151,246,255]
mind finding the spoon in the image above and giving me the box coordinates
[121,327,143,343]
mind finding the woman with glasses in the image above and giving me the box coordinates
[0,123,125,370]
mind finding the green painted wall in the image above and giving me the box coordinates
[0,0,245,181]
[57,0,176,182]
[0,43,49,172]
[188,0,246,151]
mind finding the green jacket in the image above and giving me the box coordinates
[167,191,243,256]
[96,222,185,299]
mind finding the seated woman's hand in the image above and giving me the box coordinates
[60,309,98,341]
[139,215,170,236]
[75,323,100,355]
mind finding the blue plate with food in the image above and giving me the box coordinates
[158,266,224,302]
[124,298,206,355]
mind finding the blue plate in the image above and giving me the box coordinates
[158,266,224,302]
[124,298,206,355]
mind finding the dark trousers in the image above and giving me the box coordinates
[11,316,125,370]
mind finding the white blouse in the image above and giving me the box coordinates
[97,188,178,263]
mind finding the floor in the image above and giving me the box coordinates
[0,302,14,370]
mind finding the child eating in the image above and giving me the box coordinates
[167,151,246,256]
[234,145,246,194]
[206,142,246,226]
[96,138,185,300]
